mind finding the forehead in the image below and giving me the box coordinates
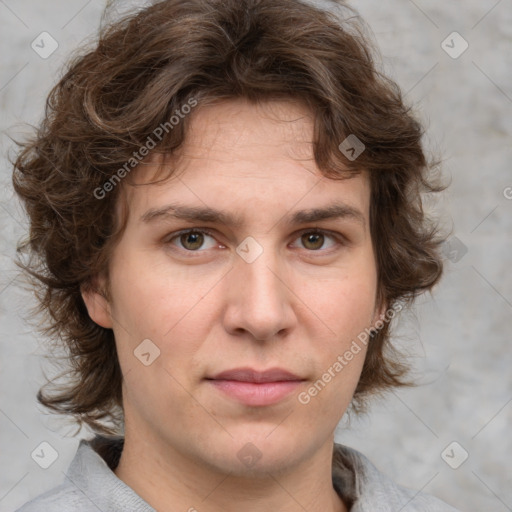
[120,98,369,225]
[140,98,317,179]
[182,98,314,155]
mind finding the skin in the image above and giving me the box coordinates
[82,98,386,512]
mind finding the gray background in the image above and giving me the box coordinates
[1,1,511,511]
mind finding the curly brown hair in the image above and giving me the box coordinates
[10,0,446,436]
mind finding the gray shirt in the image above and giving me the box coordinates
[16,436,460,511]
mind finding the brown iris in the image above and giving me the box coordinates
[180,231,204,250]
[301,232,324,250]
[178,230,326,251]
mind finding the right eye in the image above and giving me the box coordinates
[164,228,221,252]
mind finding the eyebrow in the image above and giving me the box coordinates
[140,202,366,229]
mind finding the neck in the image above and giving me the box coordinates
[113,430,348,512]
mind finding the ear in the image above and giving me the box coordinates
[80,273,113,329]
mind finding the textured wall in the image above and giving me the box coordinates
[1,1,511,511]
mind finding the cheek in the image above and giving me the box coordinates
[108,250,218,340]
[296,258,377,400]
[107,255,214,421]
[298,277,374,417]
[331,280,376,340]
[300,264,377,341]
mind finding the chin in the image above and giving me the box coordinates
[201,428,316,477]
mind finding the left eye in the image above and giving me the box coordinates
[165,229,340,252]
[292,230,339,251]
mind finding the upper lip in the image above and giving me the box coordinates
[208,367,304,383]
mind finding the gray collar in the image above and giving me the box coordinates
[62,435,457,511]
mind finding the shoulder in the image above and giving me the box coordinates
[14,482,93,511]
[15,436,155,512]
[333,443,461,511]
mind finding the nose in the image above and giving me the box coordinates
[222,245,296,342]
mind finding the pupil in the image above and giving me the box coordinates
[182,232,203,250]
[304,233,323,250]
[179,232,324,251]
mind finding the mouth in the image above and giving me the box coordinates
[205,367,305,406]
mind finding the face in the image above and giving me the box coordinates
[83,98,385,476]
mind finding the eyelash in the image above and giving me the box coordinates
[164,227,347,256]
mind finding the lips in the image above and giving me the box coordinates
[206,367,305,406]
[209,367,303,383]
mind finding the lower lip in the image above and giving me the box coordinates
[208,380,303,406]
